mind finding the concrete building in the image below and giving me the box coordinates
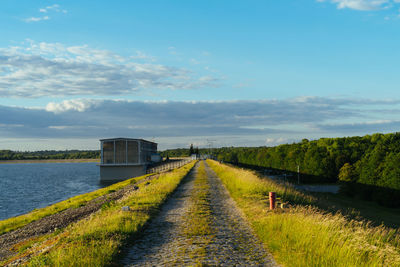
[99,138,157,181]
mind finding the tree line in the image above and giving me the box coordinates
[215,133,400,207]
[215,133,400,190]
[0,150,100,160]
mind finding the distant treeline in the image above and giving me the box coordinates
[214,133,400,207]
[0,150,100,160]
[160,148,208,158]
[159,148,190,158]
[215,133,400,190]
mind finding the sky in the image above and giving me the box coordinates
[1,0,400,151]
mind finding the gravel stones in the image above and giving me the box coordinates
[122,162,278,266]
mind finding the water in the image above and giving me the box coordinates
[0,162,105,220]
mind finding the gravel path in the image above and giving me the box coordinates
[122,161,277,266]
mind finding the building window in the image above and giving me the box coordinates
[103,141,114,164]
[115,140,127,164]
[127,141,139,163]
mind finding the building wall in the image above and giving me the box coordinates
[101,139,157,165]
[139,141,157,163]
[100,165,146,181]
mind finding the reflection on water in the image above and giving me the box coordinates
[0,162,109,220]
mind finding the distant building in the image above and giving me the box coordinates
[191,154,199,160]
[99,138,157,181]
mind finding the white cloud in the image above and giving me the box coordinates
[318,0,397,11]
[25,4,67,22]
[39,4,66,13]
[0,41,221,98]
[45,99,99,113]
[265,137,290,146]
[24,16,50,22]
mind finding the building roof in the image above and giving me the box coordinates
[99,138,157,145]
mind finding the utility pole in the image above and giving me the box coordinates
[206,139,216,159]
[297,164,300,184]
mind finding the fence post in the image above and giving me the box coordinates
[269,192,276,210]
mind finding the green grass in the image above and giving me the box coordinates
[183,161,213,238]
[207,160,400,267]
[0,174,153,235]
[13,161,197,266]
[179,161,214,264]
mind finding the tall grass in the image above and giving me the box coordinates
[3,161,196,266]
[0,174,153,235]
[207,160,400,267]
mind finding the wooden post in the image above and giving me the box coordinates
[269,192,276,210]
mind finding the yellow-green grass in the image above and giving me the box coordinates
[19,161,196,266]
[0,173,153,235]
[207,160,400,267]
[179,161,213,263]
[184,161,213,237]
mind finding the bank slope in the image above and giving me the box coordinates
[207,160,400,267]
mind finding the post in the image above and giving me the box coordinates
[113,140,116,164]
[125,140,128,164]
[100,141,103,164]
[297,164,300,184]
[269,192,276,210]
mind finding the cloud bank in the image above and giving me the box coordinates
[0,41,219,98]
[1,97,400,150]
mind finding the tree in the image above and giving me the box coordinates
[339,163,357,182]
[189,144,194,155]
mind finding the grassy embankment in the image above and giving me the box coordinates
[3,161,196,266]
[313,190,400,228]
[0,174,152,235]
[207,160,400,267]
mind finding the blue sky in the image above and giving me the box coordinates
[1,0,400,150]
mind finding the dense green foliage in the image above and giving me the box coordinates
[215,133,400,191]
[160,148,210,158]
[0,150,100,160]
[159,148,189,158]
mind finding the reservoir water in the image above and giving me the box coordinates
[0,162,105,220]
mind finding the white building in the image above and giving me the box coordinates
[99,138,157,181]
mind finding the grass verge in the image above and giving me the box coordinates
[0,174,153,235]
[179,161,213,264]
[14,161,196,266]
[207,160,400,267]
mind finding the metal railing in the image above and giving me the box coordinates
[146,159,192,174]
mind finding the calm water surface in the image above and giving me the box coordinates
[0,163,105,220]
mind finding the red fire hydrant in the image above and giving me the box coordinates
[269,192,276,210]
